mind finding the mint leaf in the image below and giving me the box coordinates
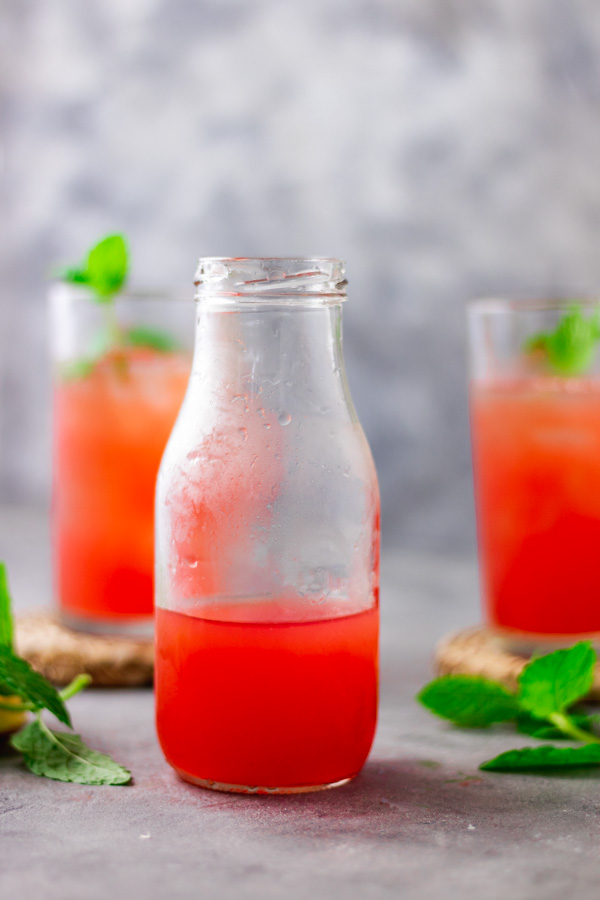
[58,234,128,302]
[0,646,70,726]
[527,306,600,376]
[481,743,600,771]
[417,675,519,727]
[0,562,14,650]
[517,642,596,720]
[86,235,128,298]
[125,326,180,353]
[10,719,131,785]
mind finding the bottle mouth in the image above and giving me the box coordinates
[194,258,347,302]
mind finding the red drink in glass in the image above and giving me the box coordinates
[155,598,378,791]
[53,346,189,631]
[471,377,600,641]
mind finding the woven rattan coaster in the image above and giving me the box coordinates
[14,610,154,687]
[434,625,600,702]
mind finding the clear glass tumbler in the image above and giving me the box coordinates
[155,258,380,793]
[468,298,600,652]
[50,284,193,635]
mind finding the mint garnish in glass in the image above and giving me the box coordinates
[59,233,129,301]
[526,305,600,376]
[57,234,180,378]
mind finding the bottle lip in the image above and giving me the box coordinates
[194,257,347,302]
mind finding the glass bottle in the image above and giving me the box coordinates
[155,258,380,793]
[50,284,193,635]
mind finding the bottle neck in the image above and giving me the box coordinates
[191,303,355,419]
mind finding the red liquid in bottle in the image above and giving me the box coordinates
[155,598,378,791]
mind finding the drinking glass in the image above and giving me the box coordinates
[50,284,193,635]
[468,298,600,652]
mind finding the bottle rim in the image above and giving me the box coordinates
[194,257,347,302]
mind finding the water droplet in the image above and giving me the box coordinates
[183,557,198,569]
[238,427,248,441]
[258,407,267,419]
[232,394,249,412]
[278,412,291,427]
[250,455,258,468]
[263,423,271,430]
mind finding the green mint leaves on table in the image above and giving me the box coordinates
[418,641,600,772]
[480,743,600,771]
[60,234,129,302]
[526,306,600,376]
[419,676,519,727]
[517,641,595,724]
[11,719,131,786]
[0,561,131,786]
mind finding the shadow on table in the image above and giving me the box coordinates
[189,754,600,842]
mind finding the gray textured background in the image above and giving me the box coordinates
[2,0,600,551]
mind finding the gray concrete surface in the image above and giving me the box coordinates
[2,507,600,899]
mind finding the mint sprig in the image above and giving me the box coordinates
[56,235,182,380]
[59,234,129,302]
[11,718,131,785]
[526,306,600,376]
[418,641,600,772]
[0,560,131,786]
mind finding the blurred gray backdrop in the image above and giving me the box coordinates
[2,0,600,552]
